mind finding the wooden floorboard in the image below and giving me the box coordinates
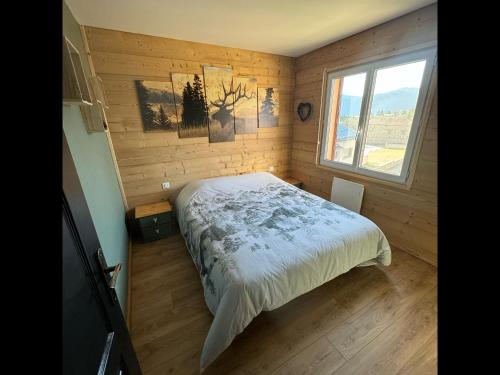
[130,234,437,375]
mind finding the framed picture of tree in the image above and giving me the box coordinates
[203,66,239,143]
[134,80,178,132]
[171,73,209,138]
[258,87,279,128]
[234,77,258,134]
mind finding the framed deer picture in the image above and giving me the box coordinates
[203,66,238,143]
[233,77,258,134]
[171,73,209,138]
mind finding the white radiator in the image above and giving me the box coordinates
[330,177,365,214]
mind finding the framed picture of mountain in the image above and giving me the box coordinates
[233,77,258,134]
[203,66,237,143]
[135,80,178,132]
[258,87,279,128]
[171,73,209,138]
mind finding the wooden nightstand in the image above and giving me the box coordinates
[282,177,303,189]
[135,201,177,243]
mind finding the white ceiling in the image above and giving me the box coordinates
[65,0,436,57]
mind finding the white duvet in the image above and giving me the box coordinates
[175,172,391,371]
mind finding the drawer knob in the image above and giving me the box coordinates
[153,217,158,223]
[155,228,160,234]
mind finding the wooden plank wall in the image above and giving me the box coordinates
[291,4,437,265]
[84,27,295,210]
[84,4,437,265]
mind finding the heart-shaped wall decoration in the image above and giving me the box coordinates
[297,102,312,122]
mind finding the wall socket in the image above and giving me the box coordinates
[161,182,170,190]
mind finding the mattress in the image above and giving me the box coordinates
[174,172,391,371]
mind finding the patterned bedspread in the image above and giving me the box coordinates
[174,172,391,371]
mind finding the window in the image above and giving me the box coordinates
[319,48,436,185]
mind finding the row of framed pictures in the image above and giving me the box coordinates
[135,66,279,143]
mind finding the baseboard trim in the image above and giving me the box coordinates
[127,236,133,330]
[390,241,437,267]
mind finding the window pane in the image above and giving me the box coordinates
[324,72,366,164]
[360,60,426,175]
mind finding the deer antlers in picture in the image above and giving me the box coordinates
[210,79,254,109]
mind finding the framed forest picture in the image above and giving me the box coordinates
[258,87,279,128]
[171,73,209,138]
[135,80,178,132]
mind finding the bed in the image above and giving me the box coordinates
[174,172,391,371]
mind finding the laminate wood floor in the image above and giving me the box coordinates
[130,234,437,375]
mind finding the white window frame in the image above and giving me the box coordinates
[318,47,437,186]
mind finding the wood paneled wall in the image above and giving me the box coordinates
[84,4,437,265]
[84,27,295,210]
[291,4,437,265]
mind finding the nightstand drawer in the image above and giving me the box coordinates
[141,224,172,242]
[138,212,170,228]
